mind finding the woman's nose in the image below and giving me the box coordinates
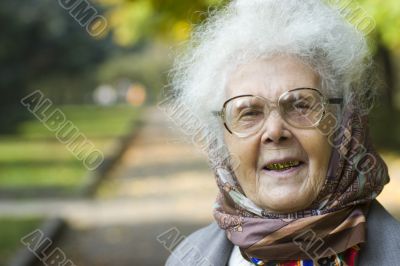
[260,109,292,144]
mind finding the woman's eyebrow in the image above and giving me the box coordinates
[234,98,250,109]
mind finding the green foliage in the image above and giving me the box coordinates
[359,0,400,51]
[98,0,229,46]
[369,101,400,150]
[0,0,117,132]
[96,43,172,102]
[324,0,400,53]
[100,0,400,54]
[0,217,42,265]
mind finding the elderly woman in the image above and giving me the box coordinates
[163,0,400,265]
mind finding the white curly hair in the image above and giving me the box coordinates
[160,0,376,166]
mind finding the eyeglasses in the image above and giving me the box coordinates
[212,88,342,138]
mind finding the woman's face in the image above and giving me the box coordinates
[223,56,332,213]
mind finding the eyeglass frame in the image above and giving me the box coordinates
[211,87,343,136]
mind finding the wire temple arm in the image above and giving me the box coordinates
[328,98,343,104]
[212,111,223,117]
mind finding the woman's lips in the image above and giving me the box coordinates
[265,160,301,170]
[261,160,306,178]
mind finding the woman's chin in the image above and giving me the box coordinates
[256,189,313,213]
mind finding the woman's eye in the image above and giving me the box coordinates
[292,99,313,109]
[294,103,311,109]
[239,109,263,118]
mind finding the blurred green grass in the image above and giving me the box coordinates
[0,104,141,196]
[17,105,141,139]
[0,217,42,266]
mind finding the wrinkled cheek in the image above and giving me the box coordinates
[222,134,260,191]
[233,153,258,192]
[304,164,325,196]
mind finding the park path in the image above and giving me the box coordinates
[43,107,219,266]
[2,106,399,266]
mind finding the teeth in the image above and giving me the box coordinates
[266,160,300,171]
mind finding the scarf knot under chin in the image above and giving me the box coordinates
[212,106,389,262]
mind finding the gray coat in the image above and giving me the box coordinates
[165,200,400,266]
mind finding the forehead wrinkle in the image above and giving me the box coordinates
[233,97,261,109]
[225,56,320,101]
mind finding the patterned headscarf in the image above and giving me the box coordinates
[212,104,390,262]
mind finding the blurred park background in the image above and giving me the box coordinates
[0,0,399,265]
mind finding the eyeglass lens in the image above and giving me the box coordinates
[224,89,325,136]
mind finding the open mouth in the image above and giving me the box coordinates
[264,160,304,171]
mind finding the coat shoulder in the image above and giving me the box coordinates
[359,200,400,265]
[165,222,233,266]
